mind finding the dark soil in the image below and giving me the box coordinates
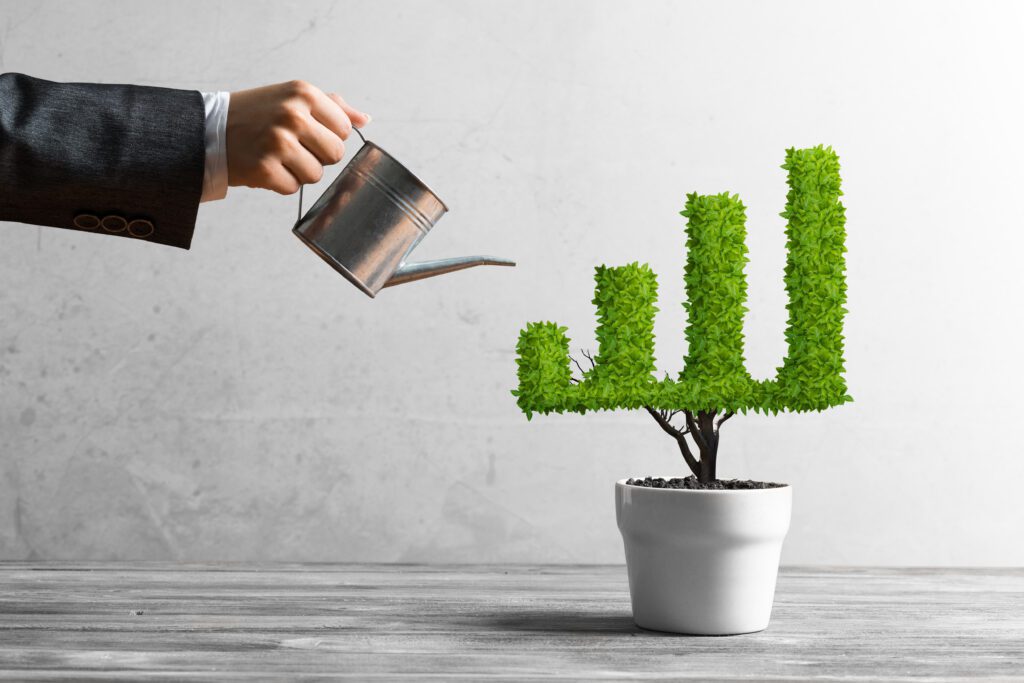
[625,476,786,490]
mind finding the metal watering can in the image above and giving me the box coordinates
[293,129,516,297]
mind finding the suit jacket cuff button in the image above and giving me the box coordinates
[73,214,100,230]
[101,215,127,233]
[128,219,154,238]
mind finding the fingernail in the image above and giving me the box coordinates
[363,113,372,123]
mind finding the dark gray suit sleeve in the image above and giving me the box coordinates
[0,72,206,249]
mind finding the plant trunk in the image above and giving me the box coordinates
[645,407,729,484]
[699,455,714,483]
[696,411,719,484]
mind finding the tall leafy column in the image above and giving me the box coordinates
[587,264,660,410]
[770,146,850,411]
[679,192,755,413]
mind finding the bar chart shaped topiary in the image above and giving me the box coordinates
[513,146,850,483]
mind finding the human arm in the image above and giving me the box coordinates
[0,74,370,249]
[0,72,206,248]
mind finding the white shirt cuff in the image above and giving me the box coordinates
[199,91,230,202]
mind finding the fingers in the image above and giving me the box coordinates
[280,136,325,187]
[328,92,371,128]
[262,161,302,195]
[298,118,346,165]
[308,87,353,140]
[296,83,368,166]
[224,79,370,195]
[292,86,369,174]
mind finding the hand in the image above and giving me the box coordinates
[226,80,370,195]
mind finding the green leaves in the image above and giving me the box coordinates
[679,192,755,412]
[773,145,851,411]
[512,321,573,419]
[587,263,660,408]
[512,146,851,417]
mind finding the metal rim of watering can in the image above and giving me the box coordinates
[296,126,449,223]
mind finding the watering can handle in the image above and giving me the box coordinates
[296,126,368,222]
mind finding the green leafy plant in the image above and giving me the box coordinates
[513,146,850,483]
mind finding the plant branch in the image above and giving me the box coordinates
[715,410,735,433]
[685,411,709,453]
[645,407,700,478]
[645,407,686,440]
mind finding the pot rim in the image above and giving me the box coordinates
[616,478,790,493]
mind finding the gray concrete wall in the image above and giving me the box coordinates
[1,0,1022,565]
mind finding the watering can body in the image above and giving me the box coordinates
[293,139,514,297]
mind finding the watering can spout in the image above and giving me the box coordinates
[384,256,516,288]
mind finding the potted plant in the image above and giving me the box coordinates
[513,145,849,635]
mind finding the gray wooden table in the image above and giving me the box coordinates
[0,564,1021,681]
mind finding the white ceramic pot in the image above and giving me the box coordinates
[615,479,792,635]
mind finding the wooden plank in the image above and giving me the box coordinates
[0,564,1021,681]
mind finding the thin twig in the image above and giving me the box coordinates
[645,407,685,440]
[644,407,700,478]
[664,410,688,435]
